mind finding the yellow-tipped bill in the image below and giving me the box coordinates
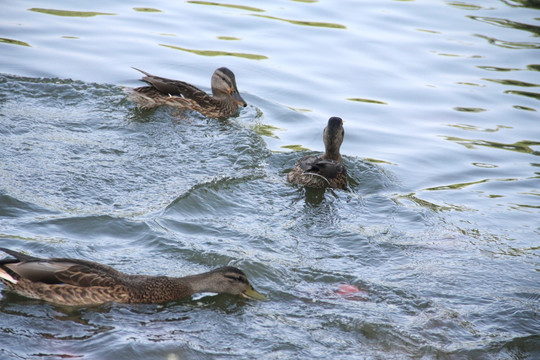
[241,285,266,300]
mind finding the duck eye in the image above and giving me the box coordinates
[225,274,246,283]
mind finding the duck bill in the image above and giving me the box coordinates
[231,90,247,107]
[241,285,266,300]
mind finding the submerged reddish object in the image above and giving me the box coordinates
[336,284,362,296]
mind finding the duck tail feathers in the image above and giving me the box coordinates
[0,267,17,284]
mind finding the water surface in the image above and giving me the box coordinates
[0,0,539,359]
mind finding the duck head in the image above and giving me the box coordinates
[322,117,345,162]
[196,266,266,300]
[211,67,247,107]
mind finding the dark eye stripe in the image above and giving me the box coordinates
[225,274,247,283]
[217,73,234,88]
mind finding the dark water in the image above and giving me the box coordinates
[1,0,539,359]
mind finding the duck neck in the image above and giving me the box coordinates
[322,148,342,162]
[178,271,222,294]
[213,94,238,114]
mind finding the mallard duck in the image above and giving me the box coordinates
[128,67,247,118]
[287,117,348,190]
[0,248,265,306]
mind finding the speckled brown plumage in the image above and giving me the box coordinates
[0,248,264,306]
[287,117,348,190]
[128,67,247,118]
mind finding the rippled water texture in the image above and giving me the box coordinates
[1,0,539,359]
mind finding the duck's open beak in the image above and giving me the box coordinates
[241,285,266,300]
[231,90,247,107]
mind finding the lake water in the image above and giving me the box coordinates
[1,0,539,359]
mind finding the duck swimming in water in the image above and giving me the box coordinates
[128,67,247,118]
[0,247,265,306]
[287,117,348,190]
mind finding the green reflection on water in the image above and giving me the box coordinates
[469,16,540,36]
[444,136,540,155]
[446,123,511,132]
[286,106,312,112]
[425,178,493,191]
[416,28,441,34]
[61,36,79,39]
[434,52,461,57]
[218,36,241,41]
[475,34,540,50]
[513,105,537,112]
[252,15,346,29]
[28,8,116,17]
[133,7,162,13]
[0,38,30,47]
[251,124,282,139]
[472,162,498,168]
[347,98,387,105]
[281,144,310,151]
[159,44,268,60]
[453,107,487,113]
[364,158,395,165]
[434,52,483,58]
[394,193,461,211]
[446,1,487,10]
[456,82,484,87]
[505,90,540,101]
[187,1,265,12]
[477,65,521,72]
[483,78,539,87]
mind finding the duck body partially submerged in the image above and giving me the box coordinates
[128,67,247,118]
[287,117,348,190]
[0,248,264,306]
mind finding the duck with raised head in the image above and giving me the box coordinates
[287,117,348,190]
[128,67,247,118]
[0,248,265,306]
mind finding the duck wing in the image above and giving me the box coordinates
[0,248,121,288]
[296,155,320,172]
[297,156,344,179]
[310,159,345,179]
[132,67,212,104]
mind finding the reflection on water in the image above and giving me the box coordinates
[0,38,30,47]
[444,136,540,155]
[469,15,540,36]
[446,123,511,132]
[453,106,487,112]
[347,98,388,105]
[133,7,162,13]
[477,65,522,72]
[218,36,241,41]
[446,1,487,11]
[187,1,265,12]
[280,144,310,151]
[252,14,346,29]
[505,89,540,101]
[1,0,540,358]
[500,0,540,10]
[159,43,268,60]
[483,78,539,87]
[513,104,537,111]
[394,193,461,212]
[475,33,540,49]
[28,8,116,17]
[251,123,282,139]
